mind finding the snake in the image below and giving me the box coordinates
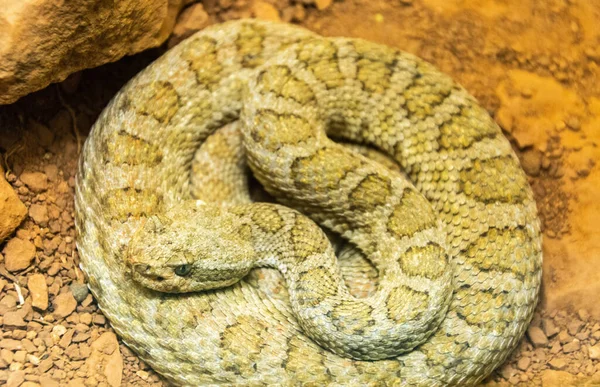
[74,19,542,386]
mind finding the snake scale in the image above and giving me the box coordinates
[74,20,542,386]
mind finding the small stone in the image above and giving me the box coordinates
[527,326,548,348]
[92,314,106,325]
[86,332,123,387]
[2,237,36,272]
[0,349,13,364]
[69,283,89,303]
[39,357,54,373]
[169,3,210,47]
[567,320,584,335]
[52,292,77,319]
[136,370,149,380]
[314,0,333,10]
[542,318,560,338]
[0,169,27,242]
[252,1,281,21]
[589,344,600,360]
[52,325,67,337]
[79,313,92,325]
[549,358,568,370]
[7,370,24,387]
[521,149,543,177]
[566,116,581,131]
[500,364,517,380]
[578,309,590,322]
[3,312,26,328]
[517,356,531,371]
[19,172,48,193]
[29,204,49,226]
[0,339,22,350]
[558,330,572,344]
[563,339,581,353]
[28,274,49,310]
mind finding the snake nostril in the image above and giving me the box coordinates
[133,264,151,274]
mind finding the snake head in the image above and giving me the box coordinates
[126,202,256,293]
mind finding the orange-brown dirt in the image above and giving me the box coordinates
[0,0,599,386]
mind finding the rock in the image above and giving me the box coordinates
[19,172,48,192]
[6,370,24,387]
[517,356,531,371]
[52,292,77,319]
[69,283,90,303]
[2,237,36,272]
[589,344,600,360]
[542,318,560,338]
[253,1,281,21]
[0,168,27,243]
[86,332,123,387]
[92,314,106,325]
[567,320,584,335]
[548,358,568,370]
[527,326,549,348]
[0,0,185,105]
[562,339,580,353]
[521,149,543,177]
[28,274,48,310]
[169,3,211,48]
[558,330,572,344]
[314,0,333,10]
[2,311,26,328]
[29,204,49,226]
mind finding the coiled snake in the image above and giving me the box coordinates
[75,19,542,386]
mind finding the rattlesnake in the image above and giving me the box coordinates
[75,19,542,386]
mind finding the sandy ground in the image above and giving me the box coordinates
[0,0,599,385]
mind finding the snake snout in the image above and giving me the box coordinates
[131,263,171,282]
[133,263,151,273]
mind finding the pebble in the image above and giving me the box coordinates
[6,370,24,387]
[527,326,549,347]
[549,358,568,370]
[19,172,48,193]
[253,1,281,21]
[558,330,572,344]
[52,292,77,319]
[521,149,543,176]
[3,311,27,328]
[52,325,67,337]
[562,339,581,353]
[567,320,584,335]
[86,332,123,387]
[589,344,600,360]
[314,0,333,10]
[28,274,49,310]
[169,3,210,48]
[578,309,590,322]
[2,237,36,272]
[28,204,49,226]
[69,283,89,303]
[0,169,27,242]
[542,318,560,338]
[92,314,106,325]
[517,356,531,371]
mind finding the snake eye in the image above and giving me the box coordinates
[174,264,192,277]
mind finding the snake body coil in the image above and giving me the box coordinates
[75,20,542,386]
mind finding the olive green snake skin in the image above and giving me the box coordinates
[74,20,542,386]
